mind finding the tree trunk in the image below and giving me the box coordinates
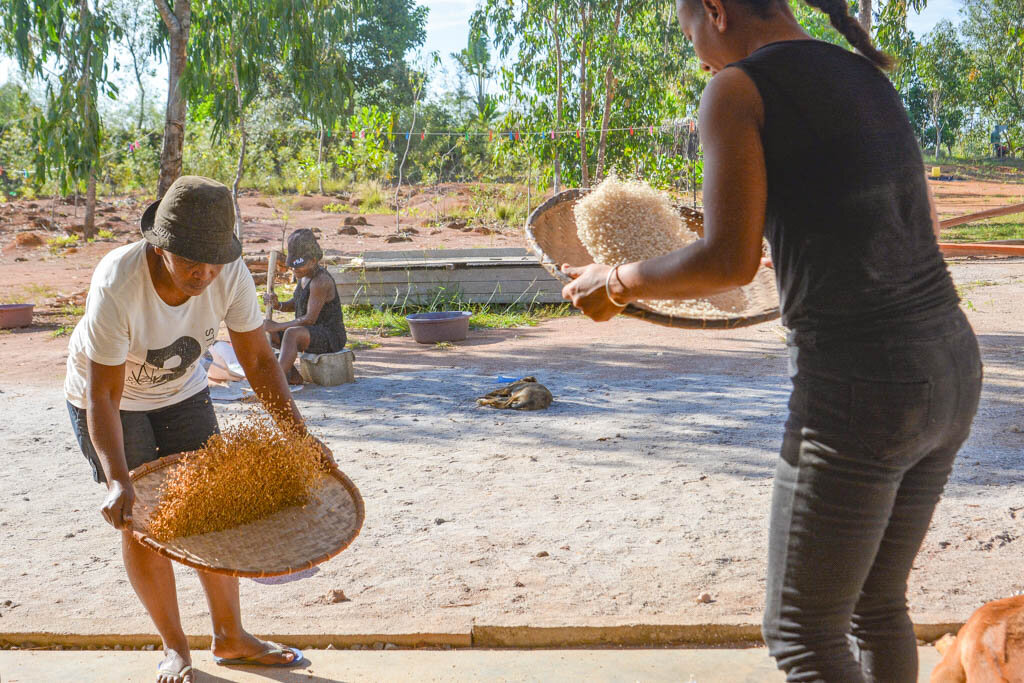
[154,0,190,198]
[231,60,246,240]
[595,0,624,183]
[80,0,97,241]
[579,1,590,188]
[858,0,872,32]
[132,59,146,132]
[933,91,942,159]
[545,7,563,194]
[317,127,325,195]
[84,172,97,240]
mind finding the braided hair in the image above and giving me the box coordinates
[681,0,894,70]
[801,0,893,70]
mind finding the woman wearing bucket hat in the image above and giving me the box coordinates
[63,176,334,682]
[562,1,981,680]
[264,228,347,385]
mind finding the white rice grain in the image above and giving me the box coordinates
[574,176,745,318]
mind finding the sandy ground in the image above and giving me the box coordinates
[1,256,1023,640]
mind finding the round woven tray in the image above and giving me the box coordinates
[525,188,780,329]
[129,453,364,578]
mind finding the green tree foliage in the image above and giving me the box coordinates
[477,0,695,188]
[1,0,121,237]
[916,20,969,157]
[186,0,356,233]
[347,0,428,111]
[962,0,1024,155]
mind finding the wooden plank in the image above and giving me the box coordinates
[940,202,1024,230]
[337,281,563,299]
[339,291,566,306]
[361,248,530,260]
[938,242,1024,257]
[334,267,560,285]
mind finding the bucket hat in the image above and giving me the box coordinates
[141,176,242,264]
[285,228,323,267]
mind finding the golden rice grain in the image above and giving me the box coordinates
[574,176,746,317]
[147,411,328,541]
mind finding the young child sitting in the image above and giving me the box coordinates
[264,229,347,384]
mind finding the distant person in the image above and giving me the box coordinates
[562,0,981,680]
[64,176,334,683]
[264,229,347,385]
[992,128,1003,158]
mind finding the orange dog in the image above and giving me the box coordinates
[931,595,1024,682]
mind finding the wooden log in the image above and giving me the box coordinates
[940,202,1024,230]
[939,243,1024,257]
[264,250,279,321]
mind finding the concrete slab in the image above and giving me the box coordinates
[0,647,944,683]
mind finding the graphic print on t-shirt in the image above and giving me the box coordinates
[129,336,202,387]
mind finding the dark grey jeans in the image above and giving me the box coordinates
[763,310,982,682]
[68,388,219,484]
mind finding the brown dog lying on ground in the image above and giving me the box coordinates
[477,377,552,411]
[931,595,1024,682]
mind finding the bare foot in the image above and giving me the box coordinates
[212,633,300,666]
[286,366,304,386]
[156,649,194,683]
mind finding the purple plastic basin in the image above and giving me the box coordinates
[405,311,472,344]
[0,303,34,329]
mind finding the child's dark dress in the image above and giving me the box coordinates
[293,266,346,354]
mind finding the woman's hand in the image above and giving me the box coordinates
[560,263,628,322]
[101,478,135,530]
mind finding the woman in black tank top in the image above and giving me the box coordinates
[562,1,981,680]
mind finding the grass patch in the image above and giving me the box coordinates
[62,303,85,317]
[923,155,1024,183]
[50,324,73,338]
[346,340,382,350]
[941,216,1024,243]
[47,235,79,253]
[434,341,454,351]
[354,180,387,213]
[97,229,115,240]
[25,284,57,300]
[322,203,359,214]
[342,291,573,338]
[0,292,27,304]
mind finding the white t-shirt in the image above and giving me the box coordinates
[64,240,263,411]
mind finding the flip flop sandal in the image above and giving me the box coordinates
[156,663,193,682]
[213,643,303,667]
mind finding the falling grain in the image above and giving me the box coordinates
[147,411,328,541]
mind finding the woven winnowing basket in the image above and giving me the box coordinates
[525,188,780,329]
[130,453,365,578]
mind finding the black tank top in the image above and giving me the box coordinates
[294,266,345,332]
[731,40,959,339]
